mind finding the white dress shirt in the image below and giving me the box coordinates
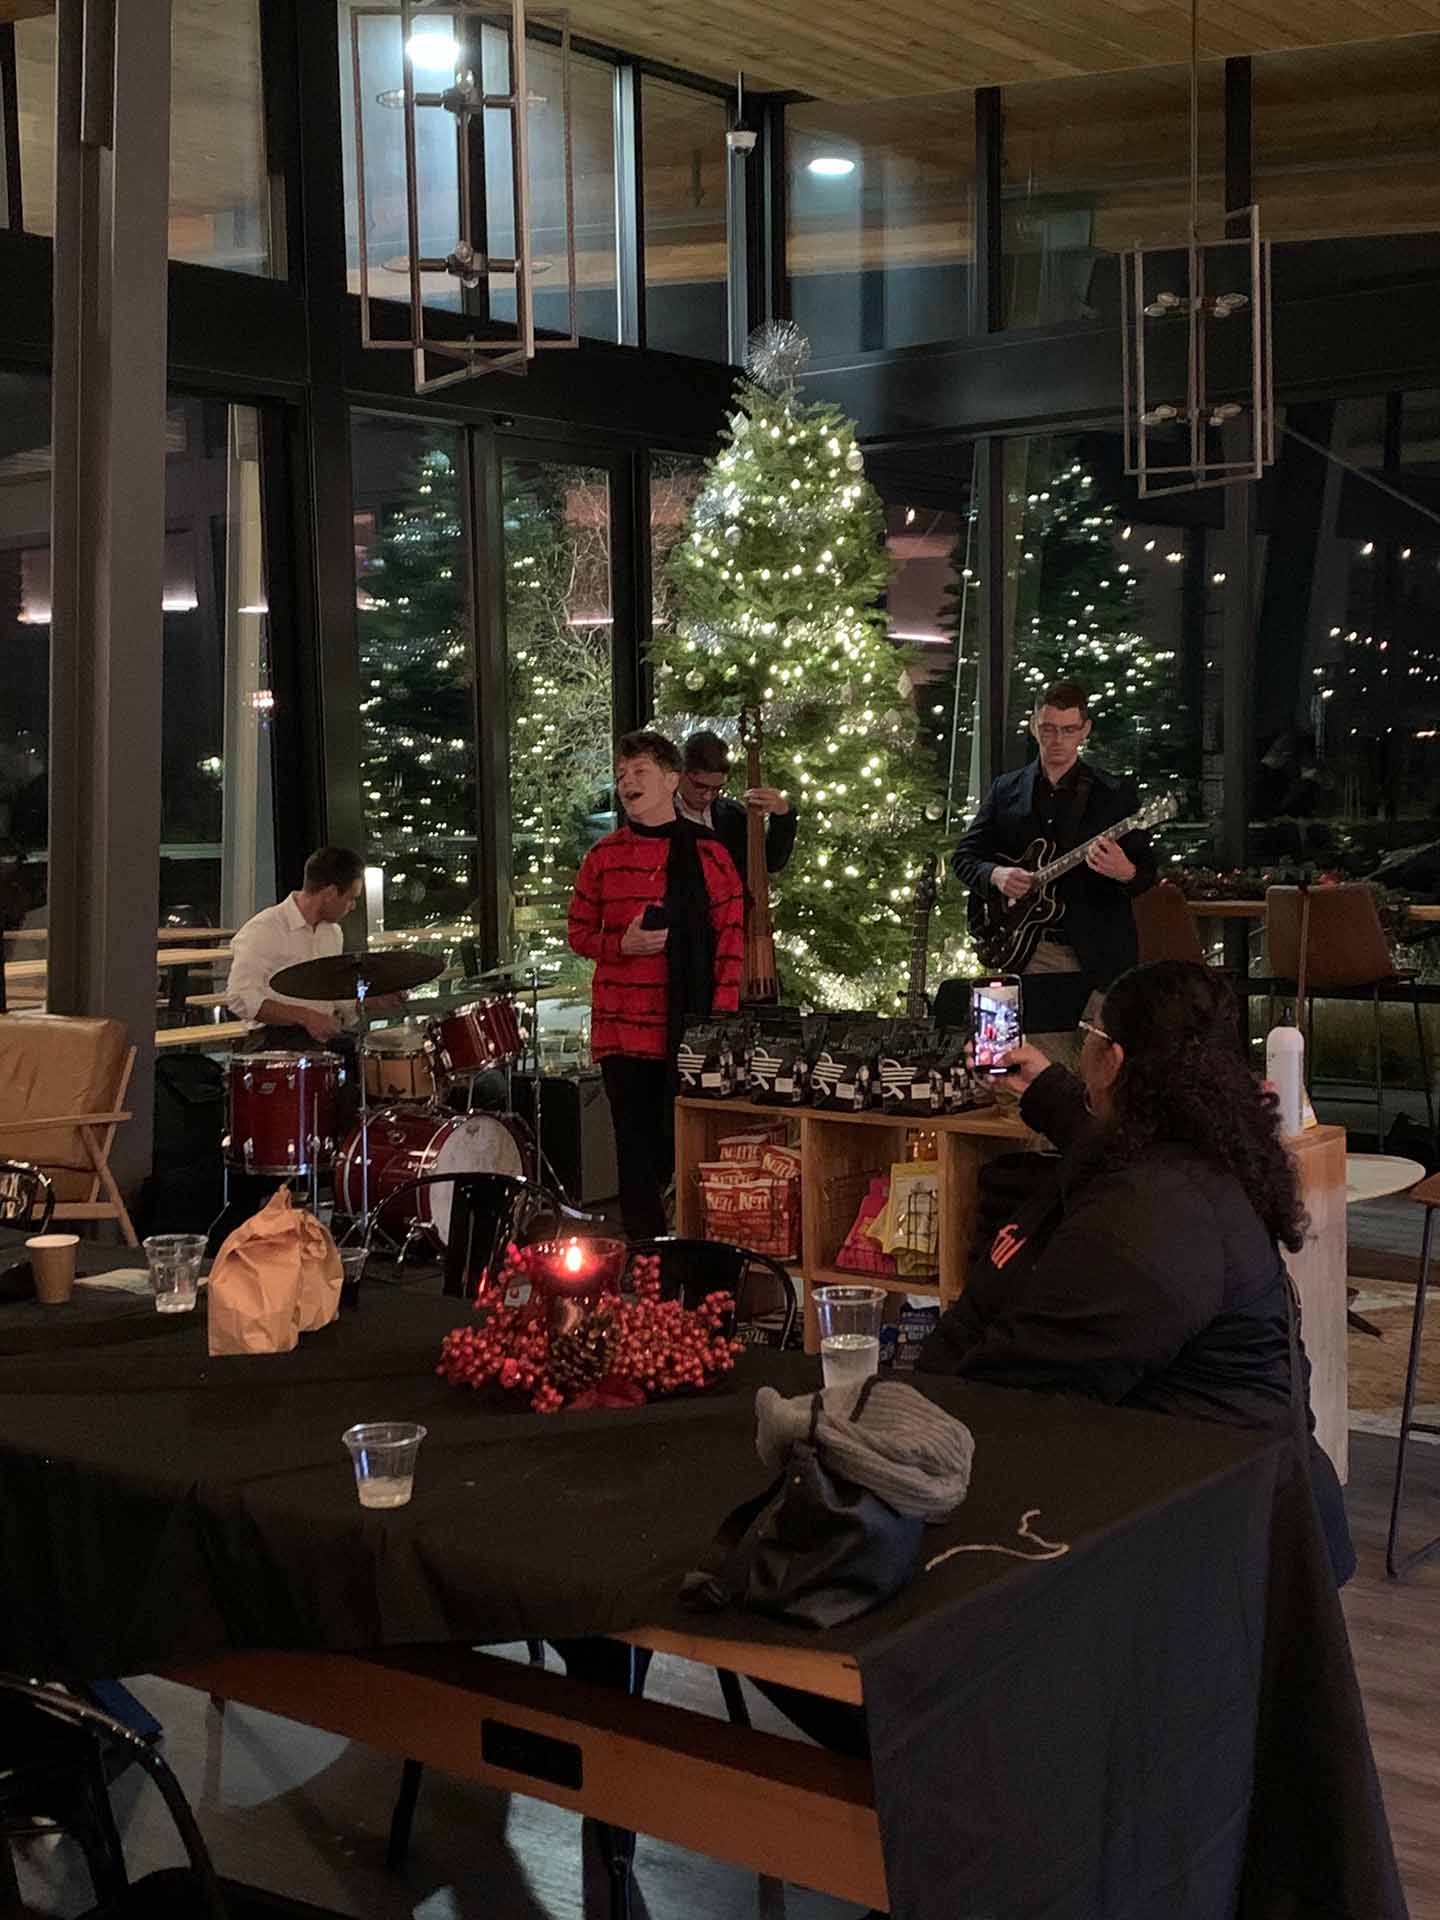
[675,795,714,829]
[227,893,352,1025]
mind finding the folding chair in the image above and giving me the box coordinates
[0,1675,349,1917]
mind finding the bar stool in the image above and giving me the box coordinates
[1265,885,1434,1144]
[1386,1168,1440,1579]
[1134,881,1206,966]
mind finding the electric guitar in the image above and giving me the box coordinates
[906,853,939,1018]
[966,792,1179,974]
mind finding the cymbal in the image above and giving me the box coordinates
[470,962,560,988]
[270,950,445,1000]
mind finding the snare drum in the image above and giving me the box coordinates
[428,997,523,1079]
[334,1103,527,1249]
[362,1024,438,1103]
[224,1051,343,1176]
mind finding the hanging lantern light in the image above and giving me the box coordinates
[350,0,578,392]
[1120,0,1274,496]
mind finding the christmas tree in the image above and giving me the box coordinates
[357,448,476,929]
[1006,455,1190,800]
[652,326,952,1008]
[504,464,615,981]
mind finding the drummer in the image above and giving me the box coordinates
[228,847,406,1052]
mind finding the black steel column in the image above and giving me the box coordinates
[48,0,172,1186]
[973,87,1003,335]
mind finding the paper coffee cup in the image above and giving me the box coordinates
[27,1233,80,1306]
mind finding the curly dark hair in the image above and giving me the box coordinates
[1095,961,1306,1253]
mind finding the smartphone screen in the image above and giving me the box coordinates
[640,903,671,930]
[970,976,1023,1073]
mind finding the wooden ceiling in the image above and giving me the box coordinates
[564,0,1440,98]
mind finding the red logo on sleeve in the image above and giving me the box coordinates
[990,1222,1027,1270]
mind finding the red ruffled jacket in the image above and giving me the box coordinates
[568,826,744,1061]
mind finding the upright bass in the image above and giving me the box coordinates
[739,705,780,1003]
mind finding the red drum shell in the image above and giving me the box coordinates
[362,1026,439,1102]
[428,998,523,1078]
[334,1103,527,1248]
[225,1051,343,1175]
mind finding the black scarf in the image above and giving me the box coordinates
[628,817,717,1058]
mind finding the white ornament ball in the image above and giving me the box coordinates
[845,445,865,473]
[925,800,944,822]
[685,670,705,691]
[724,525,741,545]
[882,708,901,728]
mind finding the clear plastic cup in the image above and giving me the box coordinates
[143,1233,207,1314]
[813,1285,887,1393]
[342,1422,426,1509]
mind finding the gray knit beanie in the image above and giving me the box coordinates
[754,1378,974,1521]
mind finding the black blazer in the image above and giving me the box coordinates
[708,794,798,898]
[951,758,1155,987]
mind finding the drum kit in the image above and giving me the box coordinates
[221,949,559,1258]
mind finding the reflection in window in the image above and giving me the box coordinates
[0,370,52,1004]
[352,416,477,934]
[340,12,617,341]
[1255,39,1440,242]
[159,399,276,933]
[1000,435,1200,822]
[503,461,613,982]
[787,94,975,359]
[1001,65,1223,329]
[12,0,275,274]
[898,502,983,830]
[1253,396,1440,871]
[648,451,707,647]
[644,80,729,360]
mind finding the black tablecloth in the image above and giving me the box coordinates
[0,1289,1404,1920]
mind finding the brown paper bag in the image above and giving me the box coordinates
[207,1188,343,1356]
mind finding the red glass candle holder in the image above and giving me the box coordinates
[528,1236,626,1333]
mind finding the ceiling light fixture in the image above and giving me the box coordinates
[808,156,855,177]
[1120,0,1273,495]
[352,0,578,392]
[405,29,460,70]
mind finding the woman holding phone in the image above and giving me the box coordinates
[920,959,1354,1584]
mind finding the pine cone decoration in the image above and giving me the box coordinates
[547,1312,618,1400]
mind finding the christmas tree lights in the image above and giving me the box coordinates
[1006,458,1191,801]
[652,361,952,1008]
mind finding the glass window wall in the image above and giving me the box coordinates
[786,93,975,359]
[1001,64,1223,329]
[1254,38,1440,244]
[503,459,614,985]
[12,0,276,274]
[0,367,52,1007]
[643,78,729,361]
[997,430,1205,859]
[159,397,275,937]
[351,414,477,938]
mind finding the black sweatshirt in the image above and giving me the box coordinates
[919,1064,1355,1578]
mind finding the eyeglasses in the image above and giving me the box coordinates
[1077,1018,1112,1044]
[685,775,728,794]
[1035,722,1086,740]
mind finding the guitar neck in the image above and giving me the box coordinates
[1033,810,1146,887]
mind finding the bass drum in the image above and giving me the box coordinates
[335,1103,528,1249]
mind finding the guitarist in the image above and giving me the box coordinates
[952,680,1156,1051]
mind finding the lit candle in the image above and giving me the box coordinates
[530,1237,626,1333]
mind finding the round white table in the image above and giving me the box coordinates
[1345,1154,1426,1206]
